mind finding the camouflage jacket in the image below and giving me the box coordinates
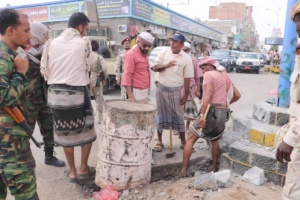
[115,49,129,80]
[0,41,29,136]
[26,55,48,103]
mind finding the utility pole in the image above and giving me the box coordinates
[277,0,298,107]
[93,0,101,36]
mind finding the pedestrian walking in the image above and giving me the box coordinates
[18,21,65,167]
[115,38,130,99]
[0,8,39,199]
[41,12,96,183]
[89,40,107,124]
[122,32,154,103]
[277,3,300,199]
[153,32,194,152]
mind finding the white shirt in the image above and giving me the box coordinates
[41,28,90,86]
[154,49,194,87]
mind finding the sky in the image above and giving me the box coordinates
[0,0,288,42]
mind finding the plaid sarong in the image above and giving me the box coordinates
[156,83,185,132]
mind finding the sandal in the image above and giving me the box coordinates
[64,170,77,183]
[77,166,96,180]
[153,143,164,152]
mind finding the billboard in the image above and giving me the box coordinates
[96,0,129,17]
[18,6,48,21]
[264,37,283,45]
[49,2,82,21]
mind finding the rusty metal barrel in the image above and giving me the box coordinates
[95,100,156,190]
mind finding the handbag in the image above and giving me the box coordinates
[95,55,105,87]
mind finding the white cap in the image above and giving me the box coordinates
[183,42,191,49]
[138,32,155,44]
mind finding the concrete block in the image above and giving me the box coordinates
[253,101,289,126]
[248,129,264,145]
[220,153,233,170]
[242,166,265,186]
[232,161,251,175]
[214,169,233,188]
[265,171,284,186]
[228,144,250,164]
[264,132,276,147]
[252,153,276,170]
[194,172,218,191]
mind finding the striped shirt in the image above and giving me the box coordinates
[202,70,227,105]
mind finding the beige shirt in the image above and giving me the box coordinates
[284,56,300,148]
[41,28,90,86]
[89,51,107,87]
[154,49,194,87]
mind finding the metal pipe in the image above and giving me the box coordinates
[277,0,298,108]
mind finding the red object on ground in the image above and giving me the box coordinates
[93,186,120,200]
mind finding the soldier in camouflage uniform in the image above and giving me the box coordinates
[0,9,39,200]
[115,38,130,99]
[20,21,65,167]
[89,40,107,124]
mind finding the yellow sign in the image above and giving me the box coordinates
[153,7,170,26]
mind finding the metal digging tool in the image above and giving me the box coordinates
[166,127,176,158]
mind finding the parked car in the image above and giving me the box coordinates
[210,49,234,72]
[235,52,261,74]
[258,53,266,68]
[149,46,170,70]
[231,50,241,67]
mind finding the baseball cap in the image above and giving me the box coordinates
[170,32,185,42]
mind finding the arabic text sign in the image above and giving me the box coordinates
[18,7,48,21]
[132,0,153,21]
[265,37,283,45]
[97,0,129,16]
[49,3,80,21]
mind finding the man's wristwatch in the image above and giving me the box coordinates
[199,113,204,117]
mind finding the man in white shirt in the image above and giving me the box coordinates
[41,12,96,183]
[153,32,194,152]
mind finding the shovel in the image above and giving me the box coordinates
[166,127,176,158]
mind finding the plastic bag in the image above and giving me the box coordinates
[93,186,120,200]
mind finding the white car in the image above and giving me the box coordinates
[235,52,261,74]
[149,46,170,70]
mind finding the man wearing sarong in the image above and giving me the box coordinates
[41,12,96,182]
[181,42,201,130]
[153,32,194,152]
[19,21,65,167]
[0,8,39,199]
[181,57,228,175]
[276,2,300,199]
[115,38,130,99]
[122,32,154,103]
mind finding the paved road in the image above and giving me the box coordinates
[6,68,281,199]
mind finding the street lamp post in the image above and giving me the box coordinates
[93,0,101,36]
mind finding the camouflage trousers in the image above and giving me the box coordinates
[92,84,104,123]
[0,134,38,200]
[27,99,54,149]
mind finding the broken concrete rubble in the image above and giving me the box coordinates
[214,169,233,188]
[193,172,218,191]
[242,166,265,186]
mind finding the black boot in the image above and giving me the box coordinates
[45,147,65,167]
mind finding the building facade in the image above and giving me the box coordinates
[11,0,222,56]
[208,2,258,51]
